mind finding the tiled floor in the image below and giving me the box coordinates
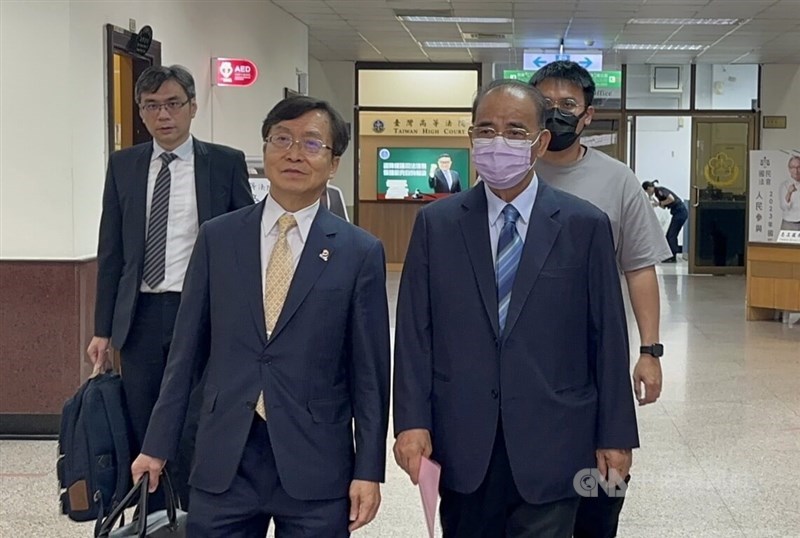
[2,263,799,537]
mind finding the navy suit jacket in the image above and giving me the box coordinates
[393,182,639,504]
[94,138,253,349]
[429,169,462,194]
[142,201,391,501]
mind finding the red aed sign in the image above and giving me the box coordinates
[214,58,258,87]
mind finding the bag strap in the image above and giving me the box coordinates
[136,474,148,538]
[95,474,148,537]
[95,470,179,537]
[160,470,179,528]
[97,374,133,506]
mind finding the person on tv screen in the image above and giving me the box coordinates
[429,153,462,194]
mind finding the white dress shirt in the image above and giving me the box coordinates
[141,136,198,293]
[260,195,320,297]
[484,173,539,267]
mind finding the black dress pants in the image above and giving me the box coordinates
[120,292,194,510]
[439,421,580,538]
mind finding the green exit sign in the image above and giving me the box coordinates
[503,69,622,89]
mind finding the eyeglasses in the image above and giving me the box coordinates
[543,98,585,117]
[265,134,333,155]
[139,98,191,114]
[468,126,540,148]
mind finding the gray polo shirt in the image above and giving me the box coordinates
[536,147,672,272]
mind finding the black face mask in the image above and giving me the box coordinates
[544,108,586,152]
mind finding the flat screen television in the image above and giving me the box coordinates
[377,147,470,200]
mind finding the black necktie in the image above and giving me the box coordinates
[142,152,178,288]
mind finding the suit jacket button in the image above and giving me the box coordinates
[491,390,499,399]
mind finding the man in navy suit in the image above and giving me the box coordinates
[393,80,639,537]
[87,65,253,506]
[428,153,463,193]
[132,96,391,537]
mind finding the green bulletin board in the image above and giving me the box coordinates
[376,147,471,194]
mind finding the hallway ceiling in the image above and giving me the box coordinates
[271,0,800,65]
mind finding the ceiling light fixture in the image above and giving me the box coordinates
[424,41,512,48]
[614,43,706,51]
[399,16,513,24]
[628,18,740,25]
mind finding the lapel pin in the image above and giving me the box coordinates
[319,249,330,262]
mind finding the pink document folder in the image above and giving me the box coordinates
[418,456,442,538]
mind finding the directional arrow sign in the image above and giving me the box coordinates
[523,51,603,72]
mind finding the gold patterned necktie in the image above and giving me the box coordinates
[255,213,298,420]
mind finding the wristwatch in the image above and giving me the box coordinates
[640,343,664,358]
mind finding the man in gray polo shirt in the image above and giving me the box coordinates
[531,61,672,538]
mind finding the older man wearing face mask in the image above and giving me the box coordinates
[392,79,639,538]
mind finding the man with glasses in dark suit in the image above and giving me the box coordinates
[87,64,253,507]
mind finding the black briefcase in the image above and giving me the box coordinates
[95,472,186,537]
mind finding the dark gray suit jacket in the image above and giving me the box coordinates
[94,138,253,349]
[142,203,391,500]
[393,182,639,504]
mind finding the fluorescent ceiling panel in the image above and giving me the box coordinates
[424,41,512,48]
[398,16,513,23]
[614,43,706,50]
[628,18,741,25]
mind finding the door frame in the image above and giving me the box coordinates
[105,24,161,157]
[585,110,627,163]
[688,114,757,275]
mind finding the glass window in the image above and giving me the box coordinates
[625,64,691,110]
[695,64,758,110]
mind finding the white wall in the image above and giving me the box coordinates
[634,116,693,203]
[1,0,307,259]
[626,64,691,110]
[760,65,800,151]
[1,1,75,258]
[308,59,355,207]
[625,64,691,109]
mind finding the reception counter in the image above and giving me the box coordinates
[746,243,800,320]
[358,199,435,267]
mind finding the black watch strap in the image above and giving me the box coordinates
[640,343,664,358]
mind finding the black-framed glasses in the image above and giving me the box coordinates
[543,98,585,117]
[264,134,333,155]
[139,98,191,114]
[468,126,541,147]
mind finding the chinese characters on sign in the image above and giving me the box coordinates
[748,150,800,243]
[382,162,427,177]
[361,112,472,137]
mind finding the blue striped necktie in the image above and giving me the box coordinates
[496,204,523,333]
[143,152,178,288]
